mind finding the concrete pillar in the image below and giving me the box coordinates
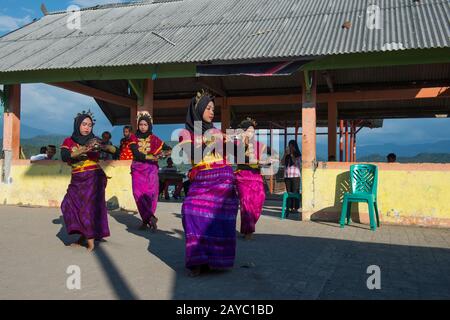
[301,72,317,169]
[2,84,21,160]
[327,99,337,161]
[301,71,317,221]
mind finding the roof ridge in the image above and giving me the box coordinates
[47,0,183,15]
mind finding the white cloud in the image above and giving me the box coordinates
[0,14,32,32]
[20,84,114,136]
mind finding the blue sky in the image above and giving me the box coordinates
[1,0,449,148]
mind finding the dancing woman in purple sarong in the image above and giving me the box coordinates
[129,113,171,231]
[180,90,239,277]
[234,117,272,241]
[60,111,117,252]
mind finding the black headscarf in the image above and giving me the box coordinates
[71,114,95,146]
[285,139,301,167]
[185,94,215,134]
[135,115,153,139]
[238,117,257,131]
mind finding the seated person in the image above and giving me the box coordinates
[99,131,114,160]
[387,153,397,163]
[160,158,183,200]
[30,145,56,162]
[160,157,177,173]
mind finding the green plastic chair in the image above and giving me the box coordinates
[281,192,301,220]
[340,164,380,231]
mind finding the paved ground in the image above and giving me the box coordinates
[0,201,449,300]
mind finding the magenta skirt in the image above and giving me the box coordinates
[235,169,265,234]
[131,161,159,225]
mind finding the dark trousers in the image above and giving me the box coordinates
[284,177,300,210]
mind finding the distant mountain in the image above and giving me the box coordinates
[359,153,450,163]
[316,139,450,160]
[0,134,67,159]
[356,140,450,158]
[0,122,52,139]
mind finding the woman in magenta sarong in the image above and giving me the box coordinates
[235,117,269,240]
[60,112,117,252]
[129,113,171,231]
[180,90,239,277]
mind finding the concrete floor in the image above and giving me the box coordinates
[0,201,449,300]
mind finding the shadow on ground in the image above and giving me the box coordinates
[98,211,450,300]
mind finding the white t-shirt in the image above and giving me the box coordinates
[30,154,48,161]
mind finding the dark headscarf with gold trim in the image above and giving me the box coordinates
[71,113,96,146]
[135,114,153,139]
[185,90,215,134]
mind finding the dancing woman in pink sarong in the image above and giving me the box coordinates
[234,117,271,240]
[129,113,171,231]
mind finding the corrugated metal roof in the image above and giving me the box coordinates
[0,0,448,73]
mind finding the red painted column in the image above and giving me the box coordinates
[3,84,21,160]
[354,122,357,162]
[327,99,337,161]
[350,121,354,162]
[339,120,344,162]
[344,121,349,162]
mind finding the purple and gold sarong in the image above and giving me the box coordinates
[182,166,238,270]
[61,169,110,239]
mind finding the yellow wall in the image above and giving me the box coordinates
[2,161,450,228]
[0,161,138,212]
[302,162,450,228]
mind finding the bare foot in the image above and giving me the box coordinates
[149,216,158,232]
[244,233,253,241]
[86,239,95,253]
[139,223,148,230]
[70,235,86,247]
[188,267,202,277]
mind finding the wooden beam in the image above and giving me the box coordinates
[130,105,137,133]
[48,82,136,108]
[228,95,301,106]
[153,97,224,109]
[138,79,154,115]
[321,87,450,102]
[221,97,230,133]
[197,77,227,97]
[223,87,449,106]
[1,64,197,85]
